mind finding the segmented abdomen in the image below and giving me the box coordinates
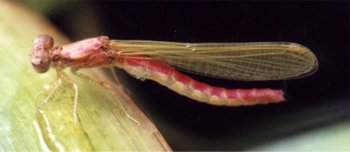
[116,56,285,106]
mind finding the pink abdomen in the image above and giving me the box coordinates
[116,56,285,106]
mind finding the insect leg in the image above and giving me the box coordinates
[71,69,113,89]
[70,68,140,125]
[60,72,79,124]
[38,77,63,110]
[110,67,120,84]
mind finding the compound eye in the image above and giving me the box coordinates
[31,56,50,73]
[31,34,54,73]
[34,34,54,50]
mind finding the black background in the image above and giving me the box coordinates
[43,1,349,150]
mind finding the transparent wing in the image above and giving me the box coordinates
[110,40,318,81]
